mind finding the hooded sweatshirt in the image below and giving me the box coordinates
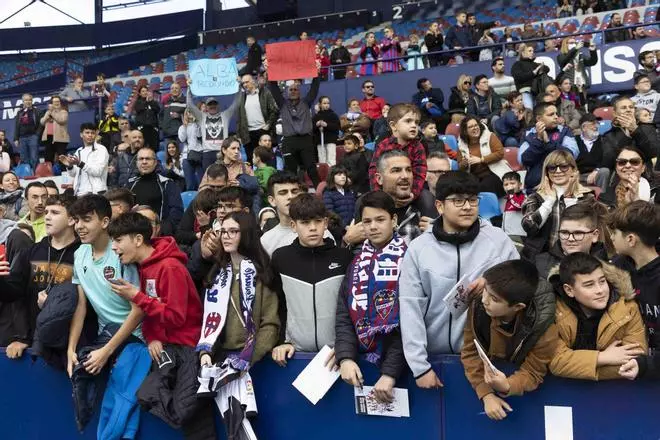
[399,218,519,378]
[132,236,203,346]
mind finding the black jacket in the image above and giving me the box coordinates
[604,25,631,43]
[448,87,472,113]
[160,93,186,137]
[612,256,660,379]
[466,89,502,122]
[472,278,556,366]
[424,32,444,54]
[330,46,351,68]
[0,236,79,346]
[601,124,656,170]
[134,97,161,128]
[14,106,41,140]
[175,203,198,247]
[575,135,605,174]
[335,269,406,379]
[412,88,445,117]
[535,241,607,281]
[240,43,263,76]
[511,58,544,91]
[339,150,370,195]
[137,344,214,439]
[313,109,341,145]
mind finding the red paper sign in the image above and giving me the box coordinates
[265,40,318,81]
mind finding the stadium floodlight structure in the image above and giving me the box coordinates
[102,0,171,10]
[0,0,85,26]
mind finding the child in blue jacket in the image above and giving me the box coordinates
[322,165,356,228]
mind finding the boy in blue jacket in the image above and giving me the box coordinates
[519,103,578,190]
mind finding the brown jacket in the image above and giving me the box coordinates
[40,108,69,143]
[214,277,280,365]
[461,280,558,400]
[549,262,648,381]
[340,113,371,138]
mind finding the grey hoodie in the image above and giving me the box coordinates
[399,219,519,378]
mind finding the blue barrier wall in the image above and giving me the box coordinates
[1,350,659,439]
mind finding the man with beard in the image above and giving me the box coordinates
[129,147,183,237]
[575,114,610,193]
[116,130,144,188]
[635,51,659,92]
[159,83,186,145]
[345,150,437,246]
[605,13,632,43]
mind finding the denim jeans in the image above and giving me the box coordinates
[182,159,202,191]
[19,134,39,170]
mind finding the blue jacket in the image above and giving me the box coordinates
[493,110,523,139]
[323,188,356,227]
[519,125,578,190]
[97,343,152,440]
[445,24,473,50]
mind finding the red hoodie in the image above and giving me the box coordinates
[132,236,202,346]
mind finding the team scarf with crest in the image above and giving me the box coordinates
[197,259,257,371]
[347,233,406,365]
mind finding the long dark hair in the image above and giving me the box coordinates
[210,211,274,289]
[458,115,485,144]
[165,140,181,168]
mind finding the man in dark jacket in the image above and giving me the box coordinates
[330,38,351,80]
[129,147,183,237]
[412,78,445,120]
[268,70,321,186]
[467,74,502,127]
[116,130,144,188]
[237,74,279,161]
[0,194,79,360]
[575,114,610,192]
[159,83,186,144]
[14,93,41,170]
[445,11,473,62]
[467,13,498,46]
[604,13,632,43]
[238,36,263,76]
[601,96,656,170]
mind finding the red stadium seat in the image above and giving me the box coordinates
[593,106,614,120]
[336,145,345,164]
[34,162,53,177]
[315,181,327,198]
[317,163,330,182]
[503,148,522,172]
[445,123,460,137]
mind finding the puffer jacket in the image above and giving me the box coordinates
[270,238,352,351]
[322,188,356,228]
[466,88,502,122]
[160,93,187,137]
[116,149,137,188]
[548,262,648,381]
[461,278,557,399]
[137,344,215,440]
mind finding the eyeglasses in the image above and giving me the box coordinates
[547,164,572,173]
[559,229,595,241]
[444,196,479,207]
[363,85,374,89]
[616,158,643,167]
[428,169,448,176]
[217,203,240,212]
[219,228,240,238]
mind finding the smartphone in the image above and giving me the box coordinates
[108,278,123,285]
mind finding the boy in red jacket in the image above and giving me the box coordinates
[108,212,203,360]
[368,103,427,202]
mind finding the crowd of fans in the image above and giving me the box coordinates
[0,6,658,438]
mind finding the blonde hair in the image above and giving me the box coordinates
[456,74,472,100]
[518,43,534,60]
[536,150,588,197]
[559,37,573,55]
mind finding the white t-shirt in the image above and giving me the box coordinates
[245,92,266,131]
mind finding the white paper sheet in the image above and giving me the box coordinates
[292,345,340,405]
[544,406,574,440]
[442,263,491,318]
[473,338,501,375]
[354,386,410,418]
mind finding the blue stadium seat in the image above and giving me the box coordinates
[364,142,375,151]
[598,120,612,135]
[478,192,502,221]
[181,191,197,210]
[156,150,166,163]
[14,164,33,178]
[439,135,458,152]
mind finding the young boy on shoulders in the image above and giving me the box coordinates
[369,103,427,203]
[461,260,557,421]
[609,201,660,380]
[549,253,647,381]
[66,195,144,378]
[271,194,352,366]
[107,212,203,360]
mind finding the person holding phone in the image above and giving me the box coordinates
[59,122,109,196]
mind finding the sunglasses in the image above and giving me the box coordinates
[547,164,572,173]
[463,81,472,85]
[616,158,643,167]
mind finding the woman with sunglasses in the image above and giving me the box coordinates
[600,146,655,208]
[197,211,279,436]
[448,74,474,115]
[521,150,595,260]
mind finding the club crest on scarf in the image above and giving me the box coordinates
[348,234,406,360]
[204,312,222,338]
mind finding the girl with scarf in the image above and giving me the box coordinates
[335,191,407,403]
[0,172,24,220]
[340,99,371,140]
[197,212,280,438]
